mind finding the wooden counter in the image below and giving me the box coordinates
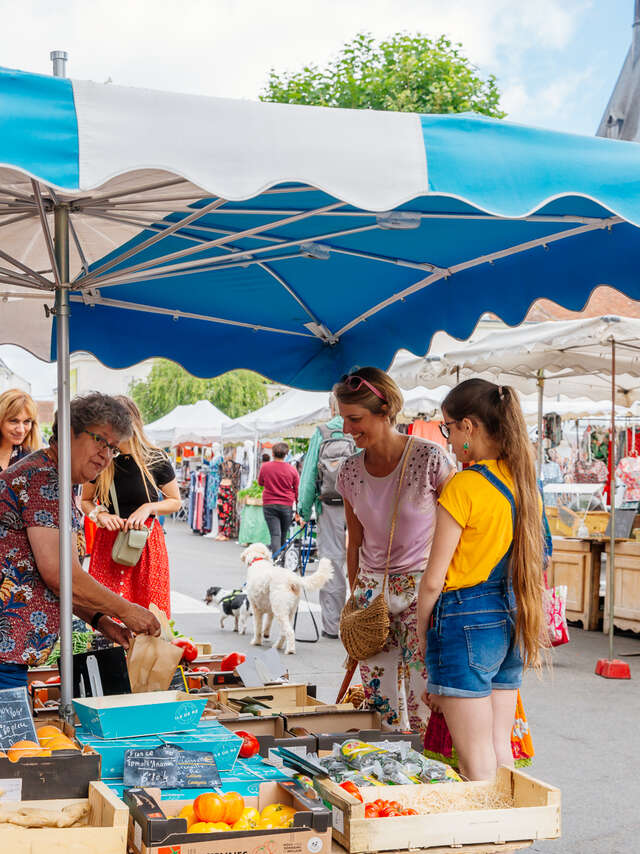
[548,537,604,630]
[604,539,640,633]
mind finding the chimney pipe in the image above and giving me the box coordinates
[50,51,68,78]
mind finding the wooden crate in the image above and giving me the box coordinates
[548,537,603,629]
[316,767,561,853]
[217,683,344,715]
[0,781,129,854]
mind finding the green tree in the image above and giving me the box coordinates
[129,361,268,423]
[260,32,504,117]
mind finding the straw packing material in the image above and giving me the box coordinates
[365,786,514,815]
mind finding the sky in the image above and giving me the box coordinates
[0,0,636,394]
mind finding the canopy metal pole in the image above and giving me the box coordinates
[54,203,74,722]
[536,369,544,479]
[608,337,616,663]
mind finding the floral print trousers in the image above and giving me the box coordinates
[354,568,430,736]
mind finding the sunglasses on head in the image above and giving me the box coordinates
[341,374,386,402]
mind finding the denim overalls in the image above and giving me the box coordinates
[426,464,523,698]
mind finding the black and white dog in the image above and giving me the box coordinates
[204,586,251,634]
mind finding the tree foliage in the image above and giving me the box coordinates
[130,361,269,423]
[261,32,504,117]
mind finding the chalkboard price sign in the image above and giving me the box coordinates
[124,744,222,789]
[0,686,38,749]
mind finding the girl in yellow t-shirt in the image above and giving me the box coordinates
[417,379,544,781]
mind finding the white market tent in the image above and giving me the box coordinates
[145,399,233,446]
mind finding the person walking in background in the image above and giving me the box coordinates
[0,389,41,471]
[0,392,160,688]
[298,394,355,639]
[335,368,454,735]
[258,441,299,555]
[82,396,180,617]
[417,379,545,780]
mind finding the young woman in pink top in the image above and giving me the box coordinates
[335,367,453,735]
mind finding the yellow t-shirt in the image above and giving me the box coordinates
[438,460,515,591]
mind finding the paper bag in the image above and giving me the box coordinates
[127,604,183,693]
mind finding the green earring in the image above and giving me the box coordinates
[463,441,470,451]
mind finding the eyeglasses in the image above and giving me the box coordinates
[83,430,121,457]
[439,420,457,440]
[341,374,386,402]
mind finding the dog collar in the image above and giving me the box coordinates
[248,556,268,566]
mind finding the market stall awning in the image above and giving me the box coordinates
[144,399,232,446]
[4,68,640,387]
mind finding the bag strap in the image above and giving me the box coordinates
[109,481,120,518]
[381,436,414,589]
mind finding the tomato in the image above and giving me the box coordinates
[387,801,402,813]
[222,792,245,824]
[220,652,246,670]
[45,675,61,684]
[385,810,401,817]
[373,799,387,808]
[364,803,380,819]
[339,781,363,803]
[190,665,210,673]
[193,792,225,823]
[402,808,418,816]
[172,638,198,662]
[378,806,394,817]
[234,730,260,758]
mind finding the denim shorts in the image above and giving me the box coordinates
[425,582,523,698]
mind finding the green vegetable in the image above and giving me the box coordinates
[238,480,264,501]
[44,631,93,665]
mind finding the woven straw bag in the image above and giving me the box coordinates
[340,438,414,662]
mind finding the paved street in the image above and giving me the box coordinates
[165,519,640,854]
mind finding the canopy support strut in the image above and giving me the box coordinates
[54,203,74,722]
[609,337,616,664]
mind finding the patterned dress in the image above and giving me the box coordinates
[0,449,82,666]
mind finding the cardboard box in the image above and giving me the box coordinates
[316,768,561,853]
[0,780,129,853]
[0,720,101,801]
[73,690,208,739]
[75,719,242,779]
[126,779,332,854]
[217,684,337,715]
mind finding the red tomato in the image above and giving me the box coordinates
[339,781,363,803]
[45,675,61,684]
[385,810,401,818]
[373,799,388,808]
[364,804,380,819]
[220,652,246,670]
[378,806,394,817]
[403,809,418,816]
[172,638,198,662]
[190,665,210,673]
[387,801,402,813]
[234,730,259,758]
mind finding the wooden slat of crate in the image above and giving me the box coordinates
[0,781,129,854]
[332,842,533,854]
[317,767,560,853]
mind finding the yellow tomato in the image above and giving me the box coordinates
[178,804,196,827]
[258,818,278,829]
[261,803,295,820]
[210,822,231,831]
[188,821,216,833]
[273,813,296,828]
[232,817,254,831]
[242,807,261,826]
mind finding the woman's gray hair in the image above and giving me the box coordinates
[51,392,133,442]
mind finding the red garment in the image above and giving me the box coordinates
[258,460,299,506]
[84,517,97,556]
[88,518,171,617]
[0,449,82,666]
[409,419,447,447]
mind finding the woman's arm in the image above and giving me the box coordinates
[81,481,125,531]
[344,498,363,590]
[125,478,182,530]
[417,505,463,660]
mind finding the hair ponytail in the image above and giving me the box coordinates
[443,379,545,668]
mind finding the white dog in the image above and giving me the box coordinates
[241,542,334,655]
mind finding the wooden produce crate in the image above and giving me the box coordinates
[217,683,340,715]
[0,780,129,854]
[317,767,561,853]
[285,707,379,734]
[221,713,317,755]
[195,641,213,657]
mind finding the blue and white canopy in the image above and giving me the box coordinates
[3,66,640,388]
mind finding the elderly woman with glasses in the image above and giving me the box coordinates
[0,392,161,689]
[334,367,454,736]
[82,397,180,618]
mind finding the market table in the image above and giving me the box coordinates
[603,538,640,634]
[548,536,604,630]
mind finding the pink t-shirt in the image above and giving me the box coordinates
[337,437,453,575]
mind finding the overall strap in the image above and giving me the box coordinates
[466,463,516,583]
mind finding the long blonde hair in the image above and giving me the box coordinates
[442,379,545,668]
[95,396,167,507]
[0,389,41,452]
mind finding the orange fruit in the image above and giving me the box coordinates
[46,735,79,751]
[7,740,50,762]
[37,725,63,745]
[178,804,196,827]
[222,792,244,825]
[188,821,216,834]
[193,792,225,823]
